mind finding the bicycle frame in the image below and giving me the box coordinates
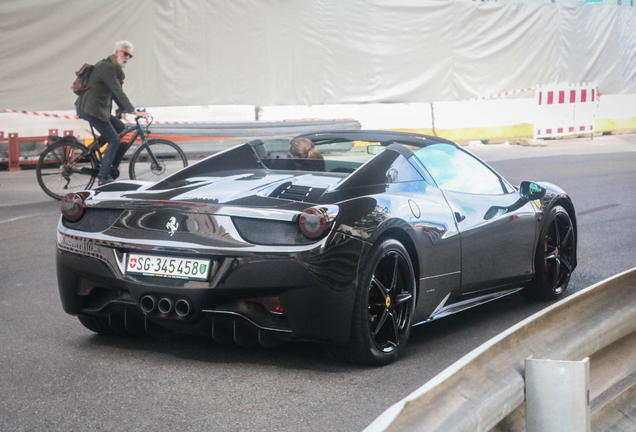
[90,117,161,174]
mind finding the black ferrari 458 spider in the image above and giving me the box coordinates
[56,130,577,365]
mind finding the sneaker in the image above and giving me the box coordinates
[98,176,114,186]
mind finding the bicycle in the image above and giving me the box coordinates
[36,113,188,200]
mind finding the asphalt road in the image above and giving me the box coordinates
[0,134,635,431]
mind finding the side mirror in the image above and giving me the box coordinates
[367,145,385,155]
[519,181,546,201]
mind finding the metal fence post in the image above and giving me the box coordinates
[8,133,21,171]
[525,358,590,432]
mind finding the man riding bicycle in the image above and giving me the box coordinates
[75,40,148,186]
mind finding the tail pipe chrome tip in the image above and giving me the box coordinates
[174,299,192,317]
[157,298,174,314]
[140,295,157,313]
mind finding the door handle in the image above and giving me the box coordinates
[454,212,466,223]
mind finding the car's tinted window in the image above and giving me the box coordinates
[414,144,504,194]
[386,155,423,183]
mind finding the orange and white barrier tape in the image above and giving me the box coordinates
[1,108,83,121]
[0,108,137,123]
[465,87,535,102]
[1,108,229,125]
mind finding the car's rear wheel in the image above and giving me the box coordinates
[524,205,575,300]
[329,238,416,366]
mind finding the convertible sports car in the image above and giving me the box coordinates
[56,130,577,365]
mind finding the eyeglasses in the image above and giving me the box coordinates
[121,51,133,59]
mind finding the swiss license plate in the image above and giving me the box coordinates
[127,253,211,281]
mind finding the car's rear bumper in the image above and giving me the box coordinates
[56,230,367,344]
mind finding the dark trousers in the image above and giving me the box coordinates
[77,109,125,178]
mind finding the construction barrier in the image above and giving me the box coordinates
[365,268,636,432]
[0,129,73,171]
[534,83,598,139]
[2,90,635,153]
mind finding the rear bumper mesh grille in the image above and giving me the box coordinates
[232,217,314,245]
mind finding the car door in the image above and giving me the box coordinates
[414,144,539,294]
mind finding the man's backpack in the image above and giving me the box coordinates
[71,64,96,95]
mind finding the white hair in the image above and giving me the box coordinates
[113,40,134,53]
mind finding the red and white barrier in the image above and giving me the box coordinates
[534,83,598,139]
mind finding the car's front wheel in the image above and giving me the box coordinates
[524,205,575,300]
[330,238,416,366]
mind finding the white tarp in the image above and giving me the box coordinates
[1,0,635,111]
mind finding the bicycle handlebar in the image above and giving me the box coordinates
[134,114,153,126]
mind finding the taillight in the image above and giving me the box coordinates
[44,139,49,146]
[298,205,338,239]
[60,192,88,221]
[263,297,284,315]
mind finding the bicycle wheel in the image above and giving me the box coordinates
[128,139,188,182]
[36,140,98,200]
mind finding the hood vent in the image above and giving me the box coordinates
[278,185,313,202]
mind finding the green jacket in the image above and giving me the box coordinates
[75,55,135,122]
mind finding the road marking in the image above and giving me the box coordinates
[578,204,621,216]
[0,212,58,224]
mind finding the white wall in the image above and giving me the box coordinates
[2,1,635,110]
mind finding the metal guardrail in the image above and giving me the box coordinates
[365,268,636,432]
[148,119,362,157]
[149,119,361,136]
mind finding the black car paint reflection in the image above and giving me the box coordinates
[55,130,577,365]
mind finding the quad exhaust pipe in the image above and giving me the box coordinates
[158,297,173,314]
[140,295,192,318]
[174,299,192,317]
[140,295,157,313]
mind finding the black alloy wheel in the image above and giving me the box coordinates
[525,205,575,300]
[332,238,416,365]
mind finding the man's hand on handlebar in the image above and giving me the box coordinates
[135,110,149,119]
